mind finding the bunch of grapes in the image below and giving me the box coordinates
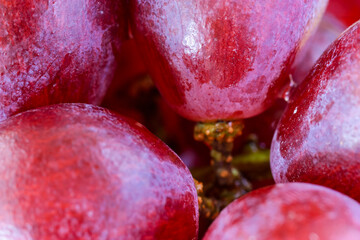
[1,0,360,239]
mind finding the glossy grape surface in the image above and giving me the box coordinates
[0,103,198,240]
[129,0,328,121]
[271,21,360,201]
[204,183,360,240]
[0,0,127,121]
[290,0,360,85]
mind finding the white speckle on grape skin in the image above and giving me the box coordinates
[293,107,298,114]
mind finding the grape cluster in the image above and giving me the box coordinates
[1,0,360,239]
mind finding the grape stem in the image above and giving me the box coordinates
[194,120,250,187]
[194,120,252,219]
[194,178,220,220]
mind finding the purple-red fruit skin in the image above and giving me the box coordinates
[129,0,327,121]
[0,1,127,121]
[271,21,360,201]
[0,103,198,240]
[327,0,360,27]
[204,183,360,240]
[290,13,346,84]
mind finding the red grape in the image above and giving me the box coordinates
[129,0,328,121]
[0,0,127,121]
[271,21,360,201]
[290,13,346,84]
[204,183,360,240]
[0,103,198,239]
[327,0,360,26]
[289,0,360,85]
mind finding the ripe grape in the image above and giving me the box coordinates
[0,103,198,239]
[271,21,360,201]
[129,0,328,121]
[290,13,346,84]
[289,0,360,85]
[0,0,127,121]
[204,183,360,240]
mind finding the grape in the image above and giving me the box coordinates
[0,0,127,121]
[203,183,360,240]
[0,103,198,239]
[128,0,328,121]
[289,0,360,85]
[327,0,360,26]
[271,21,360,201]
[290,13,346,84]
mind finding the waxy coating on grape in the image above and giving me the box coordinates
[203,183,360,240]
[271,21,360,201]
[0,0,127,121]
[0,103,198,240]
[129,0,328,121]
